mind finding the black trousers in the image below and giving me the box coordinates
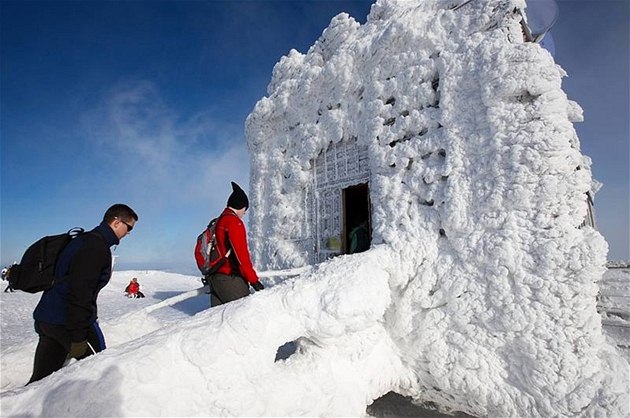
[208,273,250,306]
[28,321,105,384]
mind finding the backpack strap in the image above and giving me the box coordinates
[215,212,234,262]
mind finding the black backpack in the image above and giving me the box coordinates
[7,227,85,293]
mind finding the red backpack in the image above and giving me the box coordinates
[194,217,231,276]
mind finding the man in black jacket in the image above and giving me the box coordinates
[27,204,138,384]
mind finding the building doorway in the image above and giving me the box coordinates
[342,183,371,254]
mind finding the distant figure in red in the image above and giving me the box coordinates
[124,278,145,298]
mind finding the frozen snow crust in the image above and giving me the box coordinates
[246,0,629,416]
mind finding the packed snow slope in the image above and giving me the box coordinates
[246,0,629,416]
[2,253,412,417]
[0,271,204,392]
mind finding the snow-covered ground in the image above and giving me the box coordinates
[1,262,473,417]
[598,265,630,357]
[0,271,204,391]
[1,266,627,417]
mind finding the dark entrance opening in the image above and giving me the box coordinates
[342,183,371,254]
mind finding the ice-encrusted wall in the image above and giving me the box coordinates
[245,0,628,416]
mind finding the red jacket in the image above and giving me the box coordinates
[214,208,259,285]
[127,282,139,294]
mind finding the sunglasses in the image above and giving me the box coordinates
[115,217,134,232]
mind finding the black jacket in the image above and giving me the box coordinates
[33,222,119,342]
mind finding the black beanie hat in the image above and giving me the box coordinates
[227,181,249,210]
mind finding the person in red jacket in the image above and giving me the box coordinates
[124,278,144,298]
[209,182,264,306]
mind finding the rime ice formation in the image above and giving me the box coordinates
[246,0,628,416]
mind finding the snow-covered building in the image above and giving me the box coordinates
[0,1,627,417]
[246,0,598,268]
[246,0,628,416]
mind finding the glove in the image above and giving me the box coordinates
[68,340,88,359]
[252,281,264,292]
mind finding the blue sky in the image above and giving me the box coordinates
[1,1,628,274]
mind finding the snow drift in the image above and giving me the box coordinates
[2,252,412,417]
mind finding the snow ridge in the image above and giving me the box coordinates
[2,251,407,417]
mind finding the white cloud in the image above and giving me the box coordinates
[82,80,249,207]
[79,80,251,269]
